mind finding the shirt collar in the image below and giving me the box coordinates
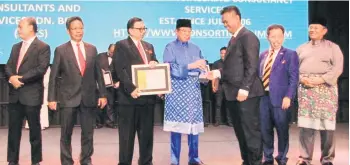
[233,25,244,38]
[175,38,189,47]
[22,36,36,45]
[130,36,142,46]
[310,39,324,46]
[70,40,84,46]
[269,47,281,54]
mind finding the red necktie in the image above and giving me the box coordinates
[137,42,147,64]
[76,43,86,75]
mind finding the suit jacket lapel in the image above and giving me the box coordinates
[141,41,151,63]
[272,47,285,71]
[66,42,80,73]
[225,27,246,59]
[13,43,21,73]
[127,37,143,63]
[260,51,269,77]
[84,43,93,69]
[103,54,110,69]
[20,38,38,66]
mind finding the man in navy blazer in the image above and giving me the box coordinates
[258,24,299,165]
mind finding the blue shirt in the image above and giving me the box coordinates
[163,39,204,79]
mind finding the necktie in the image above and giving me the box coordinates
[76,43,86,76]
[227,36,236,47]
[137,41,147,64]
[16,41,29,73]
[262,50,275,89]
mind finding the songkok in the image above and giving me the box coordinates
[310,17,327,27]
[176,19,191,29]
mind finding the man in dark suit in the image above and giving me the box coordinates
[48,16,107,165]
[113,17,158,165]
[96,44,119,129]
[258,25,299,165]
[211,46,232,127]
[5,17,50,165]
[208,6,264,165]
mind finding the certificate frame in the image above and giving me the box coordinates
[131,63,171,95]
[103,70,114,87]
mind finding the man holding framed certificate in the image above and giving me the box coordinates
[113,17,158,165]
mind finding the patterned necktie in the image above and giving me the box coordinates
[76,43,86,76]
[262,50,275,89]
[137,41,147,64]
[16,41,29,73]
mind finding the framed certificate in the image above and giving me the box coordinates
[103,70,113,87]
[131,63,171,95]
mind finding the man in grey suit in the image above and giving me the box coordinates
[48,16,107,165]
[208,6,264,165]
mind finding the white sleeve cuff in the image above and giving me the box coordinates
[213,69,221,79]
[238,89,249,96]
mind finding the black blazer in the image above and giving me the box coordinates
[97,52,119,83]
[221,27,264,101]
[48,41,107,108]
[113,37,157,105]
[5,37,50,106]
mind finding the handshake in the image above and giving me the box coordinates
[188,59,218,82]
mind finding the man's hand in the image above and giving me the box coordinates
[9,75,24,89]
[281,97,291,110]
[149,61,158,68]
[236,92,248,102]
[114,81,120,89]
[48,101,57,110]
[309,77,325,86]
[98,98,107,109]
[131,88,141,99]
[188,59,206,70]
[212,78,219,93]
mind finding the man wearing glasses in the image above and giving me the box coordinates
[113,17,158,165]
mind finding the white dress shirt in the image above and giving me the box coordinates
[108,55,113,65]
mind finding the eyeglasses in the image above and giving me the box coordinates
[132,27,148,32]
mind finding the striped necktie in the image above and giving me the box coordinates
[262,50,275,89]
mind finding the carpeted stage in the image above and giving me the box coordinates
[0,124,348,165]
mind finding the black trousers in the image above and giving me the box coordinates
[7,102,42,164]
[96,88,117,126]
[214,85,232,124]
[60,105,95,165]
[226,97,263,165]
[118,104,154,165]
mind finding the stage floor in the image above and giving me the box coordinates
[0,124,348,165]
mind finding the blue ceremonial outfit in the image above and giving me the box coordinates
[163,19,204,165]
